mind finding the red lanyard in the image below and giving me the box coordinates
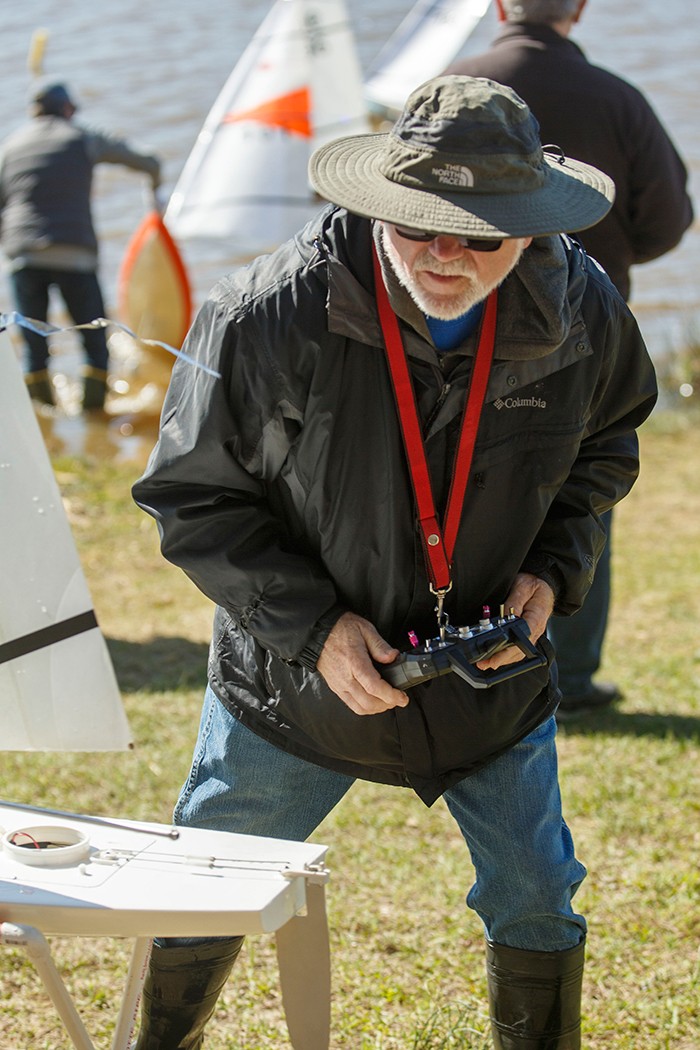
[372,244,498,609]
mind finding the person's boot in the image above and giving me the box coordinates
[81,366,108,410]
[133,936,244,1049]
[485,938,585,1049]
[25,369,55,405]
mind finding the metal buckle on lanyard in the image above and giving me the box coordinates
[430,582,453,642]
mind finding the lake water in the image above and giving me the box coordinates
[1,0,698,457]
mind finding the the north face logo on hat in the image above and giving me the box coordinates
[431,163,475,188]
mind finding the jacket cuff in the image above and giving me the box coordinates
[520,557,566,606]
[295,604,347,671]
[535,567,566,606]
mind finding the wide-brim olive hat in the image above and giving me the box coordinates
[309,76,614,239]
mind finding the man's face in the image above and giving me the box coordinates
[380,223,532,320]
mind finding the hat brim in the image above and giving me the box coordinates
[309,133,614,239]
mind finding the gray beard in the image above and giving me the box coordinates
[380,225,522,320]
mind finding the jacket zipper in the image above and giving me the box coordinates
[424,381,451,436]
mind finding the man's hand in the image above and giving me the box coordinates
[476,573,555,671]
[316,612,409,715]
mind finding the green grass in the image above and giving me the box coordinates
[1,410,699,1048]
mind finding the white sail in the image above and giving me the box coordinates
[365,0,493,118]
[0,333,132,751]
[164,0,370,256]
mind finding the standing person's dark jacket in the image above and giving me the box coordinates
[0,82,162,409]
[0,115,160,267]
[133,207,656,806]
[447,24,693,300]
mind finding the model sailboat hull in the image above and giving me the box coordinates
[117,210,192,354]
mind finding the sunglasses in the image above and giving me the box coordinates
[392,224,504,252]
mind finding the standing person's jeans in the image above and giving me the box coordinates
[10,266,109,373]
[173,685,587,952]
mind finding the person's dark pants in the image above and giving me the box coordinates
[549,509,613,696]
[10,266,109,374]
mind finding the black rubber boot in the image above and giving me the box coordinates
[25,369,55,405]
[486,938,585,1049]
[81,367,108,410]
[133,936,244,1049]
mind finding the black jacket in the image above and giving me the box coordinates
[0,115,161,262]
[133,208,657,804]
[447,24,693,300]
[0,117,96,256]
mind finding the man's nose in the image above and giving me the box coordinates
[428,235,469,261]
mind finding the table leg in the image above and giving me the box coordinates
[1,921,95,1050]
[275,882,330,1050]
[110,937,153,1050]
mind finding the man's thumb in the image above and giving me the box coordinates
[363,628,399,664]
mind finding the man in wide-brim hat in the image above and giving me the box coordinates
[132,76,656,1049]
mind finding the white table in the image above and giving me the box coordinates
[0,804,330,1050]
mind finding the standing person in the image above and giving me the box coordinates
[0,80,162,410]
[132,77,656,1048]
[447,0,693,717]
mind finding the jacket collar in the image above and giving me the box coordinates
[493,22,587,62]
[323,211,584,361]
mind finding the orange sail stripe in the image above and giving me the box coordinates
[222,87,312,138]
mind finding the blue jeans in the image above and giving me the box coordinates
[10,266,109,373]
[549,509,613,695]
[172,687,586,952]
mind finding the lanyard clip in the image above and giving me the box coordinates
[430,582,452,642]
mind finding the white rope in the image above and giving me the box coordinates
[0,311,221,379]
